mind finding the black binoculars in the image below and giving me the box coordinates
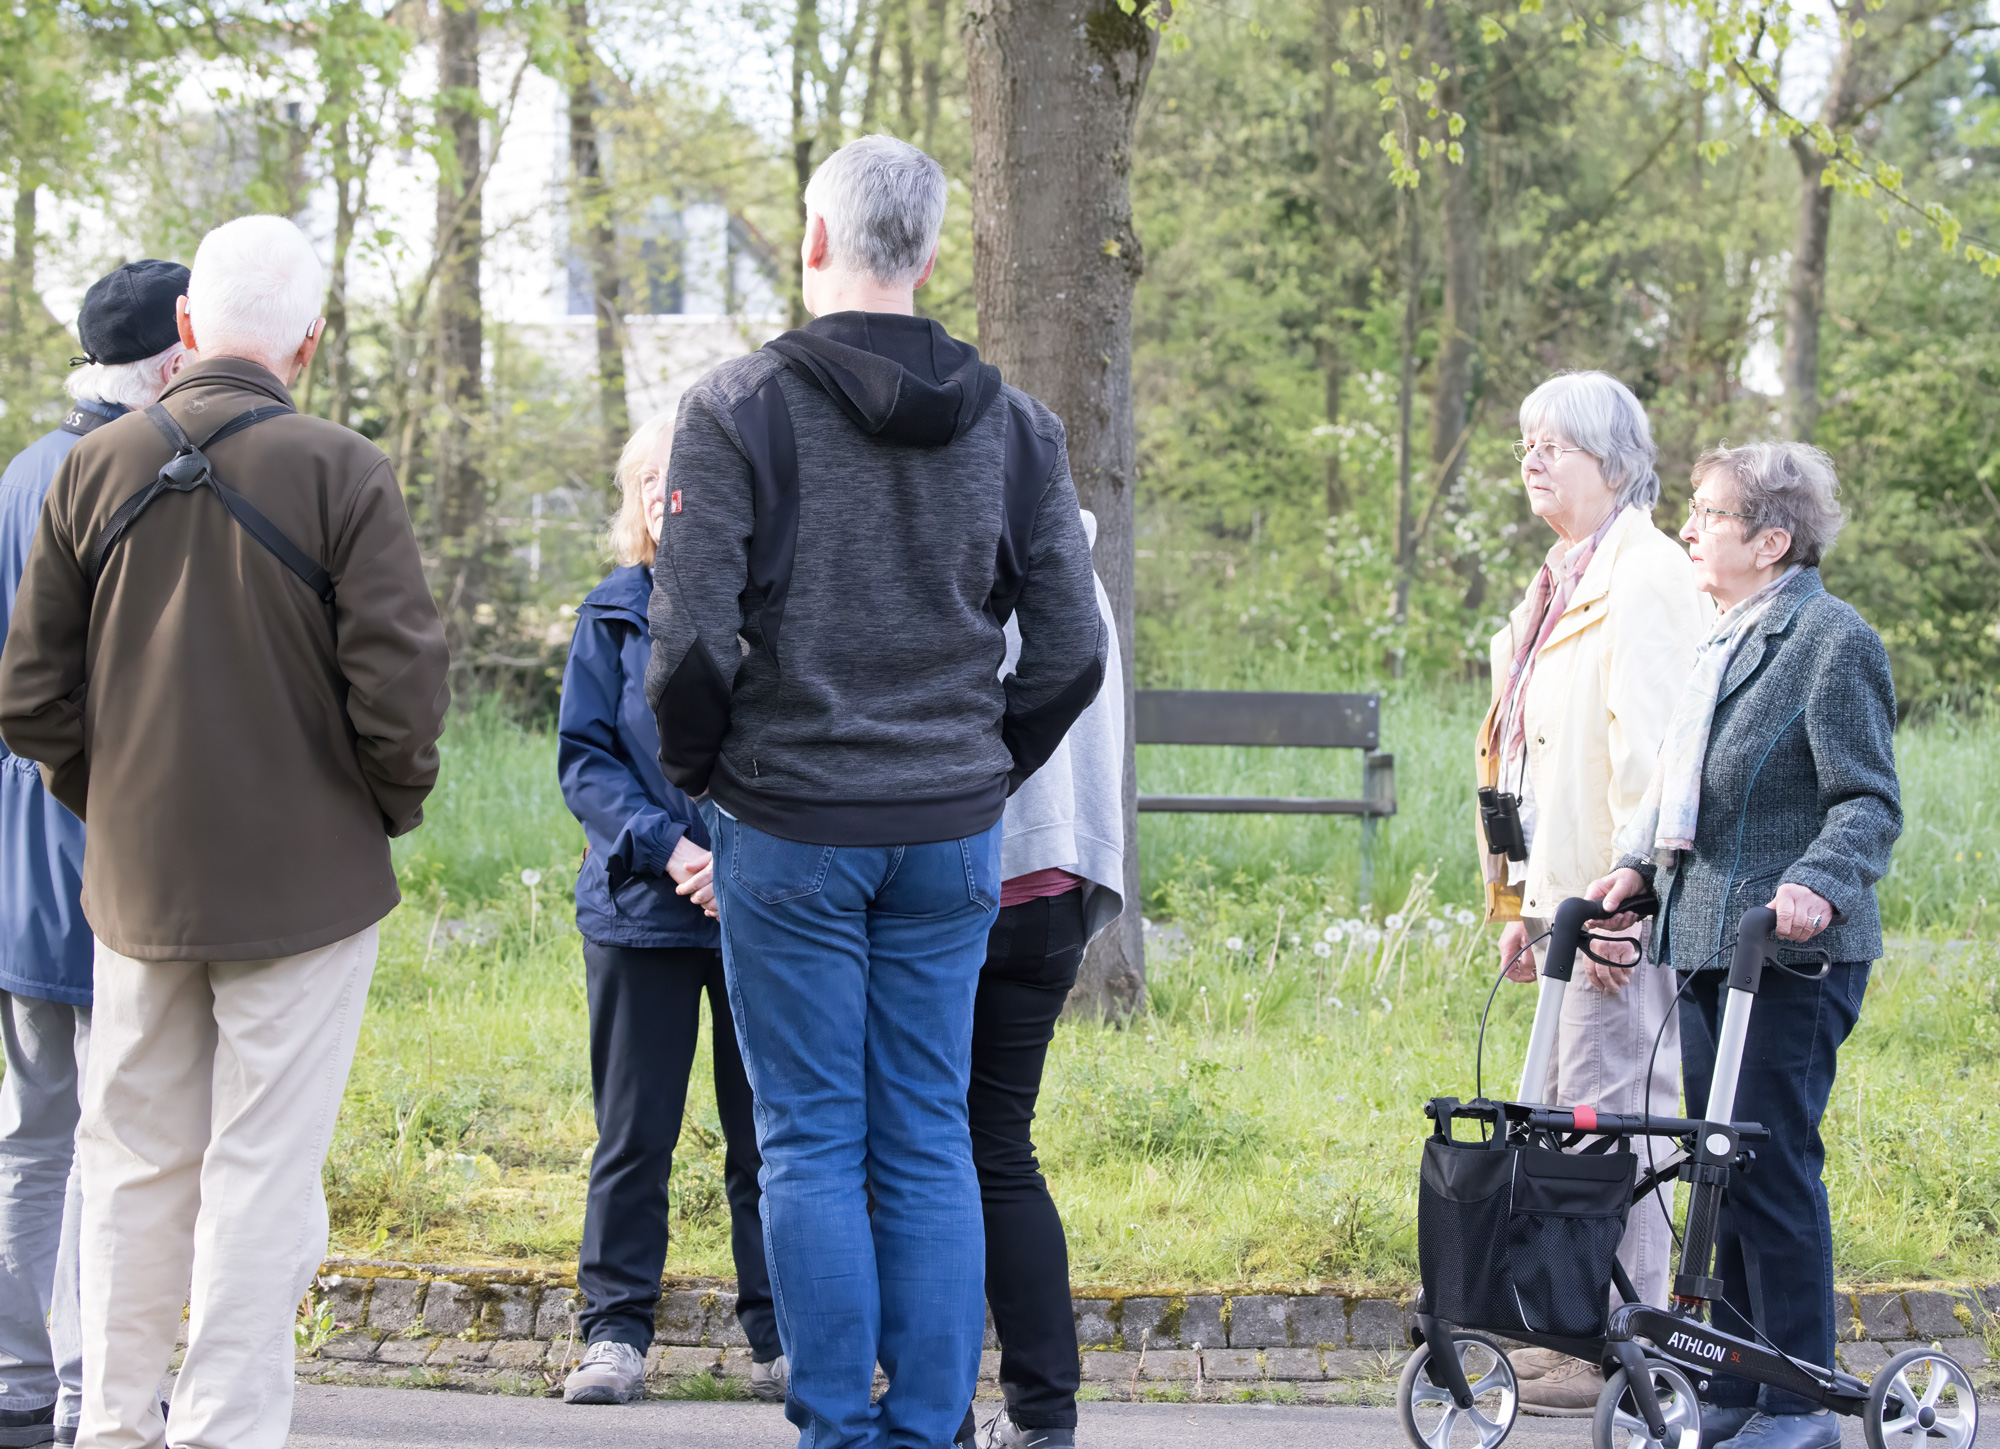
[1478,786,1528,862]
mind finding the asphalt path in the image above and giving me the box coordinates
[283,1385,1977,1447]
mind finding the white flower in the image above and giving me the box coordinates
[1346,918,1366,934]
[1363,928,1383,947]
[1313,941,1333,958]
[1380,996,1395,1013]
[1457,909,1477,927]
[1385,913,1406,931]
[1243,992,1256,1002]
[1289,934,1302,947]
[1225,936,1244,952]
[1323,925,1344,944]
[520,869,542,887]
[1427,917,1449,934]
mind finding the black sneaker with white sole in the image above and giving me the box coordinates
[0,1401,54,1448]
[973,1405,1076,1449]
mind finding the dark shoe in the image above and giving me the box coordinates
[0,1401,55,1448]
[1700,1404,1758,1447]
[974,1406,1076,1449]
[1715,1411,1842,1449]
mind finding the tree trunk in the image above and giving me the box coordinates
[1315,0,1346,520]
[435,0,486,664]
[323,118,358,426]
[919,0,948,152]
[965,0,1161,1018]
[1391,190,1420,641]
[1780,28,1861,445]
[7,182,33,370]
[790,0,819,328]
[1781,146,1834,443]
[568,0,629,475]
[1424,0,1480,602]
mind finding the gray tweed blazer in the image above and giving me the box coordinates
[1620,567,1902,969]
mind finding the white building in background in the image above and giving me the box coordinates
[35,48,788,431]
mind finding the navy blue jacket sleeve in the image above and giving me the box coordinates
[558,611,692,887]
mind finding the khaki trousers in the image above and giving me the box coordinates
[1526,920,1681,1309]
[77,926,377,1449]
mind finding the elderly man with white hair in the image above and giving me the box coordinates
[645,135,1105,1448]
[1471,369,1710,1413]
[0,214,449,1449]
[0,259,185,1448]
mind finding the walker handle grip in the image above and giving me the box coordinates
[1542,891,1659,983]
[1728,906,1778,993]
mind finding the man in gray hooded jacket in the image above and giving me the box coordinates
[646,135,1104,1449]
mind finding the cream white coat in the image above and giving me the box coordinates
[1477,507,1712,921]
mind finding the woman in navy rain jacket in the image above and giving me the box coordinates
[555,415,783,1406]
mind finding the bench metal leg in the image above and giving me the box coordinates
[1359,815,1377,914]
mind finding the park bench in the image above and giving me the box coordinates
[1135,690,1397,909]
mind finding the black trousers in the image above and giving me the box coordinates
[577,943,779,1360]
[1680,960,1868,1416]
[961,890,1088,1434]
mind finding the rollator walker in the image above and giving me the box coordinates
[1397,895,1980,1449]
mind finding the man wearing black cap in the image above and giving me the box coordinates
[0,258,185,1448]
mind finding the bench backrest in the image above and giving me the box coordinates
[1134,690,1380,751]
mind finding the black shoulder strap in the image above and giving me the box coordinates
[84,402,335,609]
[59,405,119,438]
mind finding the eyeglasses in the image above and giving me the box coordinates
[1512,440,1589,467]
[1685,502,1754,533]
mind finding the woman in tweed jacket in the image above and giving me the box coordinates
[1592,442,1902,1449]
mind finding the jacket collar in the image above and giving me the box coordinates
[1508,505,1649,646]
[1718,566,1822,703]
[160,356,296,410]
[579,563,652,624]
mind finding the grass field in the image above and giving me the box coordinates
[321,697,2000,1293]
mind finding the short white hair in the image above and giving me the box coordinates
[65,342,185,410]
[186,215,323,374]
[1518,370,1661,511]
[803,135,947,287]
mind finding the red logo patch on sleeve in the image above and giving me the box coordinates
[670,489,683,514]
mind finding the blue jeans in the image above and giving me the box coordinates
[704,806,1000,1449]
[1680,961,1868,1417]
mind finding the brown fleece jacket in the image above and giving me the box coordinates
[0,357,449,961]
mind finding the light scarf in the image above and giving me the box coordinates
[1494,509,1626,800]
[1618,566,1801,860]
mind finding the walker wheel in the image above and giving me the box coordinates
[1398,1330,1518,1449]
[1864,1346,1978,1449]
[1592,1359,1701,1449]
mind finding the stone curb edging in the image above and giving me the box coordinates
[293,1262,2000,1401]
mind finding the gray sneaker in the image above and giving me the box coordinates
[749,1354,789,1403]
[563,1340,646,1404]
[975,1406,1076,1449]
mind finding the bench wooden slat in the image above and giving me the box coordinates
[1135,690,1379,749]
[1138,794,1387,817]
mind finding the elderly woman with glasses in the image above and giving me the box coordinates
[1473,370,1711,1414]
[1589,442,1901,1449]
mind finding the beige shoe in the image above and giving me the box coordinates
[1517,1356,1604,1417]
[1507,1346,1568,1382]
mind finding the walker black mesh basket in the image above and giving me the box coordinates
[1417,1120,1635,1340]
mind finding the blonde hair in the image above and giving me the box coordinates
[607,413,674,568]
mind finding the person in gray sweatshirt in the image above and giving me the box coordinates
[645,135,1105,1449]
[956,510,1124,1449]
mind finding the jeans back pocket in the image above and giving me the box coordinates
[730,826,836,905]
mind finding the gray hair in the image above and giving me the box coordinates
[1517,370,1661,511]
[803,135,947,287]
[1691,441,1845,567]
[64,342,185,411]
